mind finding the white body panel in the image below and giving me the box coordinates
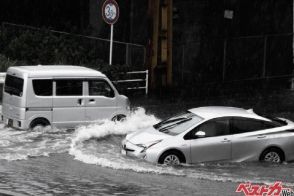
[2,65,130,130]
[122,107,294,164]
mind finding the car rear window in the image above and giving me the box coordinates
[4,75,24,97]
[231,117,280,134]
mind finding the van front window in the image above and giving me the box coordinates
[4,75,24,97]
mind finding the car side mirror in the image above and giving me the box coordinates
[195,130,206,138]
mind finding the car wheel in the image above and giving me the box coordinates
[159,151,184,166]
[260,148,284,163]
[112,115,126,122]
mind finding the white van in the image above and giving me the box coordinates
[2,65,130,130]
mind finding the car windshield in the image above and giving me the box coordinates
[153,111,203,136]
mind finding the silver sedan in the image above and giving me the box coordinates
[121,106,294,165]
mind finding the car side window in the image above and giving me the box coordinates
[185,118,230,140]
[230,118,272,134]
[89,80,114,98]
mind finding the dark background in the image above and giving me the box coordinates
[0,0,293,97]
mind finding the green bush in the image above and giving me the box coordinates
[0,27,132,78]
[0,54,20,72]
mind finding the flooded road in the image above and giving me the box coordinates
[0,108,293,195]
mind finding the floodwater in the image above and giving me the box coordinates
[0,108,293,195]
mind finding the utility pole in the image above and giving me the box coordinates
[149,0,173,89]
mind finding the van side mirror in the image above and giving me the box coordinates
[108,90,115,97]
[195,130,206,138]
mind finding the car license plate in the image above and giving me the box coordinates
[121,149,127,155]
[8,119,13,127]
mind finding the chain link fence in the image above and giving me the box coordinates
[0,22,146,71]
[173,33,293,96]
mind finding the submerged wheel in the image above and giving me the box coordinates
[112,115,126,122]
[158,150,185,166]
[260,148,284,163]
[30,118,50,130]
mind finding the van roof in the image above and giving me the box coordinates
[7,65,106,78]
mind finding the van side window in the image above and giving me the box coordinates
[33,80,53,96]
[56,80,83,96]
[89,80,114,98]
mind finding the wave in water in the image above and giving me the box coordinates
[0,107,294,186]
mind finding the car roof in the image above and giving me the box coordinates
[188,106,268,121]
[7,65,106,78]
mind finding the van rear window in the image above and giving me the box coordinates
[33,80,53,96]
[4,75,24,97]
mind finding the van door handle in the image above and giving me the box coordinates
[89,99,95,103]
[257,135,266,139]
[77,99,83,105]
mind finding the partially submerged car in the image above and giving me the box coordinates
[122,106,294,165]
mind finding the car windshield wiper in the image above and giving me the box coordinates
[158,118,192,133]
[154,117,191,129]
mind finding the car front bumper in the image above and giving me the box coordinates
[121,139,162,163]
[121,139,146,159]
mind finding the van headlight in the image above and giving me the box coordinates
[137,140,162,153]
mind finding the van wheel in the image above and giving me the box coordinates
[112,115,126,122]
[30,118,50,130]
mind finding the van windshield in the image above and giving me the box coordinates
[4,75,24,97]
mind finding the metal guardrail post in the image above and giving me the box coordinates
[145,70,149,95]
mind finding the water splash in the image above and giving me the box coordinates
[0,107,294,186]
[70,107,159,146]
[68,108,182,175]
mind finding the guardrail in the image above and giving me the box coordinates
[0,71,149,94]
[113,70,149,95]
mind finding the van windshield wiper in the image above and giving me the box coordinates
[158,118,192,133]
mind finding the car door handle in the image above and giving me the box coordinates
[257,135,266,139]
[222,138,231,143]
[89,99,95,102]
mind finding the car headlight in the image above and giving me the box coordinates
[137,140,162,153]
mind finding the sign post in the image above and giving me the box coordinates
[102,0,119,65]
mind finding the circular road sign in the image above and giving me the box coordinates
[102,0,120,25]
